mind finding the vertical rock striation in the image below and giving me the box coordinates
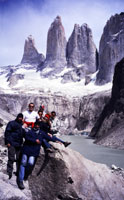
[21,35,45,65]
[96,13,124,84]
[46,16,67,63]
[67,23,97,74]
[40,16,67,76]
[61,23,97,83]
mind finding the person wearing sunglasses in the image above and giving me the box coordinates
[23,103,39,128]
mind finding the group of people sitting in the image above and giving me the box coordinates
[4,102,71,190]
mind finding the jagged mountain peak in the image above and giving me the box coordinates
[54,15,62,22]
[21,35,45,65]
[50,15,64,31]
[66,22,97,71]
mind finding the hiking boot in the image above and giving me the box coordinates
[17,180,25,190]
[13,171,18,176]
[24,174,29,181]
[64,142,71,147]
[8,172,12,179]
[46,148,54,153]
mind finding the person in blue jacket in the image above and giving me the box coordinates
[4,113,24,179]
[17,121,56,190]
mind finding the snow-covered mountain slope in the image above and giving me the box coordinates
[0,64,112,98]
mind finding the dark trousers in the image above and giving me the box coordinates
[7,146,21,175]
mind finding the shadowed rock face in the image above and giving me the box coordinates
[29,143,124,200]
[21,35,45,65]
[67,24,97,74]
[76,91,110,131]
[96,13,124,85]
[90,58,124,149]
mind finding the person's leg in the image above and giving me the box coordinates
[46,135,71,147]
[17,154,28,190]
[42,138,54,153]
[52,136,64,143]
[43,138,51,148]
[15,147,21,176]
[7,146,15,179]
[24,156,35,180]
[18,154,28,181]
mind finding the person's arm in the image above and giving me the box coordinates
[41,131,55,142]
[4,122,13,146]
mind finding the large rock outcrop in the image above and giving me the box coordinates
[21,35,45,65]
[40,16,67,77]
[90,58,124,149]
[61,23,98,83]
[96,13,124,84]
[29,143,124,200]
[67,24,97,73]
[76,91,110,132]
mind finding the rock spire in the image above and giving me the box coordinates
[46,16,67,62]
[21,35,45,65]
[66,23,97,74]
[40,16,67,76]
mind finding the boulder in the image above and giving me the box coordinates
[29,143,124,200]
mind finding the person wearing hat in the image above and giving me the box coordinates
[4,113,24,179]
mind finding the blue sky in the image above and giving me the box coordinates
[0,0,123,66]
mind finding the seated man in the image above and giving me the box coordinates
[50,111,60,135]
[37,114,71,149]
[17,121,57,190]
[23,103,39,128]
